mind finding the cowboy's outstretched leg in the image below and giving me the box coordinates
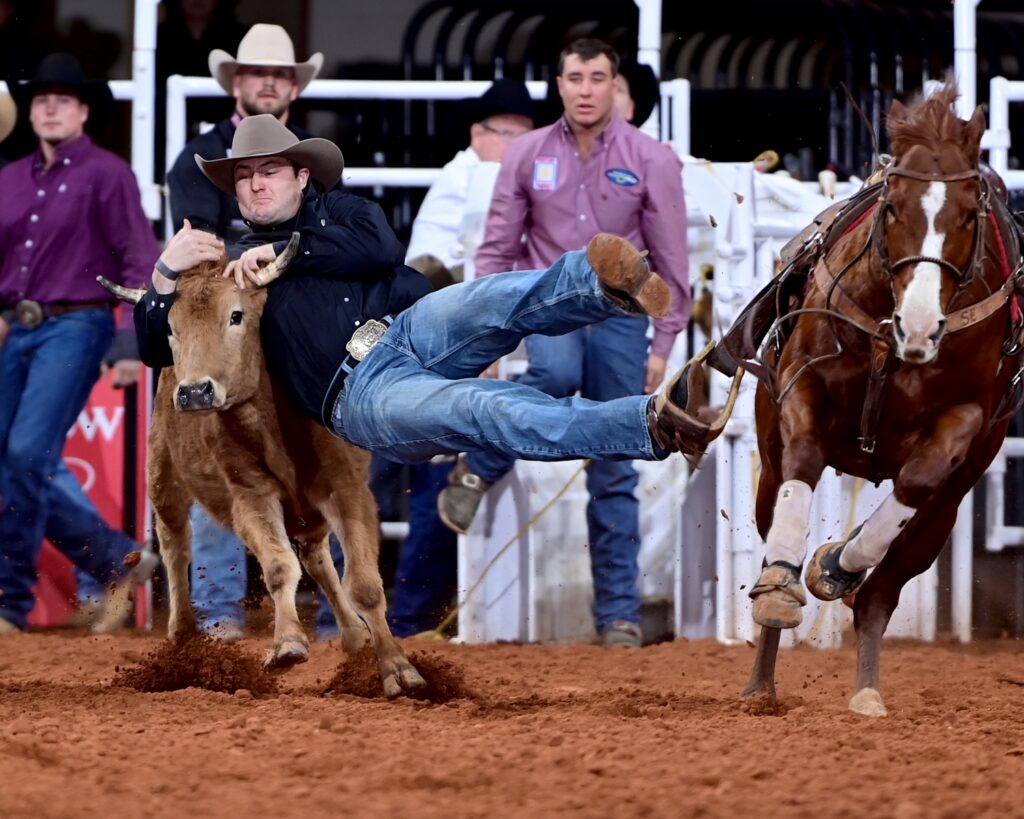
[391,234,670,382]
[338,236,712,464]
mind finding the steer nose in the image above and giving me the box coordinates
[176,380,216,411]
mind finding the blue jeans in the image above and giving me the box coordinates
[388,460,457,637]
[38,460,138,605]
[467,315,650,630]
[190,503,345,636]
[0,309,127,629]
[190,503,247,629]
[335,249,658,466]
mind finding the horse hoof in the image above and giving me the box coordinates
[263,638,309,670]
[806,540,867,602]
[849,687,888,717]
[381,662,427,698]
[749,562,805,629]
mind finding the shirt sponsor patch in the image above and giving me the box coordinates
[606,168,640,186]
[533,156,559,191]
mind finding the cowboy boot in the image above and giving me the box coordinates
[586,233,671,318]
[748,561,806,629]
[647,357,714,461]
[437,455,492,535]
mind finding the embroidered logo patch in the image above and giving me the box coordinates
[606,168,639,186]
[533,156,559,191]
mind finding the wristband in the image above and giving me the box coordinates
[154,258,180,281]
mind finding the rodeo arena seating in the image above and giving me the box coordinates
[12,0,1024,649]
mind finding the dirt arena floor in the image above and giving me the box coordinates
[2,630,1024,819]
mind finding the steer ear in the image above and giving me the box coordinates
[97,276,146,305]
[252,231,301,287]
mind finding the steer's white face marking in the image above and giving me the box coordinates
[894,181,947,364]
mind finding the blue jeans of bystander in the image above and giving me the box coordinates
[0,309,125,629]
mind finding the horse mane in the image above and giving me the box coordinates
[885,78,975,161]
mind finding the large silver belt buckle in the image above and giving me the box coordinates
[15,299,44,329]
[345,318,388,362]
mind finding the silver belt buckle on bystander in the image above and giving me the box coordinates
[15,299,44,329]
[345,318,389,362]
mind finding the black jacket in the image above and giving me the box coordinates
[135,187,432,426]
[166,117,312,242]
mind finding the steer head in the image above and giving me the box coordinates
[100,233,299,412]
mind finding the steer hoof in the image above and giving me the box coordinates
[339,625,371,655]
[806,538,867,602]
[749,561,806,629]
[381,661,427,699]
[263,637,310,670]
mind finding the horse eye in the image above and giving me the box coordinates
[230,310,243,326]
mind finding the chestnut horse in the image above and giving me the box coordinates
[742,83,1024,716]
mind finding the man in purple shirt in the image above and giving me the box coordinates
[0,54,159,634]
[438,39,691,647]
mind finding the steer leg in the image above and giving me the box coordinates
[296,535,371,653]
[232,495,309,669]
[148,440,196,640]
[155,509,196,640]
[320,492,426,697]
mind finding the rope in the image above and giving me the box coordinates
[411,460,589,641]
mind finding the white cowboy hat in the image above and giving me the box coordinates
[208,23,323,95]
[0,90,16,144]
[195,113,343,194]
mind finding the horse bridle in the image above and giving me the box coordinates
[875,164,990,296]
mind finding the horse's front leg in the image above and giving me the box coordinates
[806,403,983,603]
[749,379,827,629]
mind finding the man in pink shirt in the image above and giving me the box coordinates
[438,39,691,647]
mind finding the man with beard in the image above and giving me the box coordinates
[166,23,323,242]
[164,23,326,641]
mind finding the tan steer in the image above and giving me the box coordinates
[102,236,424,697]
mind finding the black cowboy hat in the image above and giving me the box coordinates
[12,53,114,118]
[465,78,534,125]
[617,59,659,127]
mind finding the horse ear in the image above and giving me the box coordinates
[965,105,986,147]
[885,99,908,151]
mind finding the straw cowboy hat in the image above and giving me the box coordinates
[195,113,343,194]
[208,23,323,95]
[0,90,15,144]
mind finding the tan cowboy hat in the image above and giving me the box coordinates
[195,113,343,194]
[0,90,15,143]
[208,23,323,95]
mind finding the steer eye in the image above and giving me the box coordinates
[229,310,243,326]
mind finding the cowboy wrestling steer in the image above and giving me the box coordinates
[101,238,425,697]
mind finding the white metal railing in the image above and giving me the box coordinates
[987,76,1024,192]
[164,76,693,237]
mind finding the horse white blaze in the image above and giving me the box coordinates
[837,494,916,573]
[765,479,813,566]
[894,181,946,362]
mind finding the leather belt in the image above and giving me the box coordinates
[9,299,112,330]
[320,315,395,427]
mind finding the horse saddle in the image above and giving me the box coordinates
[713,180,886,384]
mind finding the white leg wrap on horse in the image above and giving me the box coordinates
[838,494,916,573]
[765,480,814,566]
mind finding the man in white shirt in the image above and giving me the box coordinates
[406,79,534,287]
[389,80,533,638]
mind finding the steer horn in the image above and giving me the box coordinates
[97,276,146,304]
[252,231,301,287]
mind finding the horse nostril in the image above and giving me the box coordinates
[929,319,947,344]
